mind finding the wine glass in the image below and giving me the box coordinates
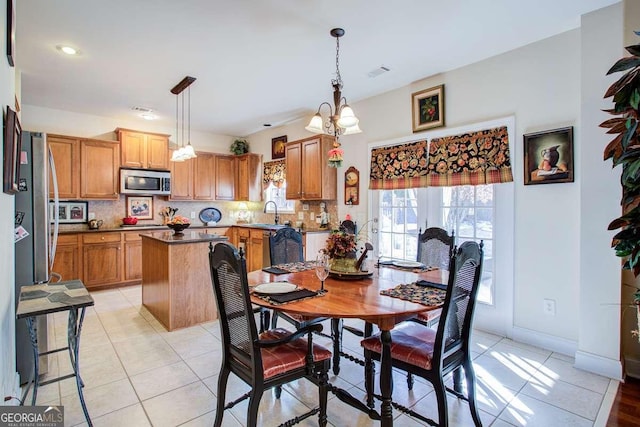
[315,251,330,294]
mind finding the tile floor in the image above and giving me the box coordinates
[28,285,618,426]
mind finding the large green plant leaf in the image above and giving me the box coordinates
[608,56,640,75]
[626,44,640,56]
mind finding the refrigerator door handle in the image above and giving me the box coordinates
[48,146,60,272]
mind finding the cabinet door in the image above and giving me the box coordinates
[119,131,146,168]
[124,241,142,281]
[146,134,169,170]
[83,243,122,287]
[236,154,262,202]
[285,143,302,199]
[169,151,193,200]
[301,138,323,199]
[193,153,215,200]
[48,135,80,199]
[80,140,119,199]
[215,155,236,200]
[249,229,264,271]
[51,235,82,281]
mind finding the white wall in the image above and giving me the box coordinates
[21,105,235,153]
[1,0,19,400]
[247,6,626,376]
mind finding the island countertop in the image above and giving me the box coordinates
[140,230,228,245]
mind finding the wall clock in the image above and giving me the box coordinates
[344,166,359,205]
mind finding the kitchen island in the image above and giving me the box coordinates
[141,230,227,331]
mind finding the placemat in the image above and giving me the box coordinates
[262,266,289,275]
[416,279,448,290]
[380,282,447,306]
[378,261,439,272]
[253,288,323,305]
[271,261,318,273]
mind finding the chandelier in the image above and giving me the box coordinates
[170,76,197,162]
[305,28,361,168]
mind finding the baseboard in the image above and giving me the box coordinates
[510,326,578,356]
[624,355,640,378]
[2,372,21,406]
[575,350,623,380]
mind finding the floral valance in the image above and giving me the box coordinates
[262,159,286,189]
[369,140,429,190]
[426,126,513,187]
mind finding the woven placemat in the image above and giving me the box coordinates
[380,282,447,306]
[271,261,318,273]
[253,288,324,306]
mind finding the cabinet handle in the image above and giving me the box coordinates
[101,237,105,240]
[117,247,121,250]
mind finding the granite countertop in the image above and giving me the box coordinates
[59,224,332,235]
[140,230,229,244]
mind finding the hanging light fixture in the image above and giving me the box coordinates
[170,76,197,162]
[305,28,361,168]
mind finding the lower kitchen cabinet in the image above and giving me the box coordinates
[82,233,122,288]
[123,232,142,282]
[248,229,264,272]
[51,234,82,282]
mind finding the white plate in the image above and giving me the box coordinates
[253,282,298,294]
[392,260,425,268]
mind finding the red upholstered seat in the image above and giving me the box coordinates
[260,328,332,378]
[361,322,437,370]
[415,308,442,324]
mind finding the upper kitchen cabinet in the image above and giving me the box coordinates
[285,135,336,200]
[215,155,236,201]
[116,128,170,170]
[48,135,80,199]
[168,151,215,201]
[168,149,193,200]
[80,140,120,199]
[236,153,262,202]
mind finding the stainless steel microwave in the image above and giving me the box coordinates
[120,168,171,195]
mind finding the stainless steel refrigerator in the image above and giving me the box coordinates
[14,131,59,382]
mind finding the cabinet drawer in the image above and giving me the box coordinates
[82,233,121,244]
[237,228,250,239]
[57,234,79,245]
[250,229,265,239]
[124,232,142,242]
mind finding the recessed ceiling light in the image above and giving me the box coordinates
[56,45,79,55]
[140,113,156,120]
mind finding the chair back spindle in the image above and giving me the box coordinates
[269,227,304,265]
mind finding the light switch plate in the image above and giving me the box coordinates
[88,212,95,220]
[298,212,304,220]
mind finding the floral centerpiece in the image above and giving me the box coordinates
[325,230,358,272]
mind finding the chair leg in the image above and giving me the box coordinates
[270,311,279,329]
[214,367,230,427]
[453,366,463,393]
[406,372,414,390]
[331,318,342,375]
[433,376,449,427]
[364,352,375,408]
[318,368,329,427]
[274,385,282,399]
[247,389,263,427]
[260,309,270,333]
[464,360,482,427]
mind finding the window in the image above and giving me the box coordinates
[377,189,422,261]
[264,182,294,213]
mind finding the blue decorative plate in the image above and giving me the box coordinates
[199,207,222,224]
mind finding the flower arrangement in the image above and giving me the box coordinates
[167,215,190,225]
[324,230,357,258]
[328,142,344,168]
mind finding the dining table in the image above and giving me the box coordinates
[247,263,448,427]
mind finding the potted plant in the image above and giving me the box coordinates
[230,138,249,155]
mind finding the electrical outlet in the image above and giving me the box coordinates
[543,299,556,316]
[309,212,315,221]
[298,212,304,220]
[303,204,309,211]
[88,212,95,220]
[190,211,196,219]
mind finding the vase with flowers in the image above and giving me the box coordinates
[324,230,358,272]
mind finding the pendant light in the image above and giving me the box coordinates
[170,76,197,162]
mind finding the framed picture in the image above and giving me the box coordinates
[412,84,445,132]
[524,126,574,185]
[344,166,359,205]
[127,195,153,219]
[3,105,21,194]
[272,135,287,159]
[49,201,88,224]
[6,0,15,67]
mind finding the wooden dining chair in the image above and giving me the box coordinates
[208,242,331,427]
[361,241,484,427]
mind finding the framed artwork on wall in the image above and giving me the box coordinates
[272,135,287,159]
[344,166,359,205]
[524,126,574,185]
[3,106,21,194]
[126,196,153,219]
[6,0,15,67]
[412,84,445,132]
[49,201,88,224]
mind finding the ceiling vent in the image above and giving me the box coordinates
[131,106,153,113]
[368,66,390,78]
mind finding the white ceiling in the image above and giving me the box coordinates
[15,0,619,137]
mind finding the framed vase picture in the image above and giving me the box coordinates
[49,201,88,224]
[523,126,574,185]
[271,135,287,159]
[412,84,445,132]
[126,196,153,219]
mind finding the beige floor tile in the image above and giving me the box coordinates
[142,381,216,427]
[61,378,139,426]
[470,330,503,354]
[130,361,199,400]
[184,349,224,379]
[498,393,593,426]
[179,410,244,426]
[228,385,317,427]
[92,403,151,427]
[168,333,222,360]
[410,390,496,426]
[520,378,604,420]
[532,357,609,394]
[58,354,126,397]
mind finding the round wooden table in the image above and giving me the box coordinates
[248,265,447,427]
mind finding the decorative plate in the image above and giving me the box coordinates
[328,270,374,280]
[392,260,424,269]
[253,282,298,294]
[199,207,222,224]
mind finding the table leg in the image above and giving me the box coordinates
[25,317,40,406]
[331,318,342,375]
[380,329,393,427]
[68,308,92,426]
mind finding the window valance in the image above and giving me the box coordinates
[369,140,429,190]
[262,159,286,189]
[426,126,512,187]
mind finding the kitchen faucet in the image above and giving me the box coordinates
[263,201,279,225]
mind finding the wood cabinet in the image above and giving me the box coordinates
[169,149,194,200]
[51,234,82,281]
[48,135,80,199]
[236,154,262,202]
[82,233,122,288]
[248,229,264,272]
[117,128,170,170]
[123,232,142,282]
[80,140,120,199]
[285,135,336,200]
[193,153,216,200]
[215,155,236,201]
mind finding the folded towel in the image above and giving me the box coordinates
[415,280,448,290]
[268,289,318,304]
[262,266,289,275]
